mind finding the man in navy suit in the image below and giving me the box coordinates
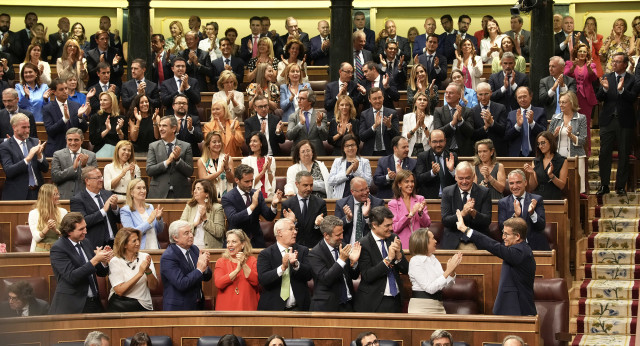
[222,164,282,248]
[281,171,328,248]
[49,212,112,314]
[0,89,36,139]
[413,17,438,57]
[42,78,89,157]
[159,57,201,116]
[373,136,416,199]
[309,20,330,66]
[47,17,70,64]
[172,94,203,157]
[499,169,549,251]
[455,15,479,53]
[335,177,385,244]
[179,31,213,92]
[434,83,475,156]
[356,61,399,110]
[437,15,458,64]
[308,216,361,312]
[120,58,160,111]
[504,87,547,157]
[554,16,589,62]
[417,34,448,88]
[440,162,491,250]
[276,17,310,59]
[415,129,458,199]
[244,95,285,156]
[472,82,508,156]
[379,41,407,89]
[160,220,212,311]
[11,12,37,63]
[352,31,373,85]
[69,166,120,248]
[86,62,121,112]
[86,30,124,88]
[257,218,313,311]
[211,38,244,90]
[240,16,265,63]
[488,52,529,112]
[88,16,123,55]
[353,12,375,52]
[455,212,537,316]
[358,87,399,156]
[0,113,47,200]
[376,20,411,61]
[150,34,174,84]
[505,15,531,62]
[324,63,359,120]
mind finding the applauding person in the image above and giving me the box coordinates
[214,229,260,310]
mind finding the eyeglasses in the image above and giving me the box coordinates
[8,295,20,302]
[537,141,548,146]
[173,101,188,105]
[87,176,104,180]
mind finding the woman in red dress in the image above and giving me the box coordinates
[214,229,260,310]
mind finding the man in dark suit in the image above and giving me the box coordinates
[324,62,359,120]
[179,31,212,92]
[437,15,458,64]
[86,30,124,88]
[373,136,416,199]
[498,169,549,251]
[554,16,589,61]
[86,62,121,112]
[0,113,47,200]
[47,17,70,63]
[159,57,201,116]
[310,20,330,66]
[455,213,537,316]
[489,52,529,112]
[354,206,408,313]
[0,64,10,95]
[41,79,89,156]
[434,84,475,156]
[455,15,479,53]
[12,12,37,63]
[335,177,385,244]
[160,220,212,311]
[171,94,203,157]
[257,218,313,311]
[415,129,459,199]
[353,11,376,52]
[538,56,577,119]
[286,88,328,155]
[440,162,491,250]
[376,20,411,61]
[276,17,310,59]
[308,216,361,312]
[240,16,265,63]
[596,52,638,195]
[49,212,112,314]
[222,164,282,248]
[413,17,437,57]
[211,38,244,90]
[505,15,531,62]
[51,128,97,200]
[504,87,547,157]
[358,87,399,156]
[0,13,18,66]
[0,88,37,139]
[0,281,49,317]
[69,166,120,248]
[472,82,508,156]
[150,34,174,84]
[244,95,285,156]
[281,171,327,248]
[120,58,160,111]
[352,31,372,85]
[261,16,279,43]
[356,61,399,111]
[88,16,123,55]
[417,34,448,88]
[379,41,407,89]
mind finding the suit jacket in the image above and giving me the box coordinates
[175,115,203,157]
[308,239,360,311]
[335,194,385,243]
[85,47,125,87]
[380,56,407,89]
[356,76,400,110]
[211,56,245,91]
[538,75,577,119]
[87,83,121,113]
[48,32,69,63]
[505,29,531,61]
[0,80,9,103]
[469,230,537,315]
[12,29,31,63]
[415,149,458,199]
[0,108,36,139]
[146,139,194,198]
[358,107,399,156]
[488,70,529,112]
[440,183,491,249]
[554,31,589,61]
[221,188,277,248]
[438,31,458,64]
[504,106,547,157]
[120,78,161,111]
[1,31,18,65]
[150,50,174,84]
[596,72,638,128]
[42,100,87,157]
[324,80,359,120]
[377,35,411,61]
[354,28,376,52]
[417,52,448,88]
[373,155,417,199]
[353,232,409,312]
[89,32,123,55]
[244,114,286,156]
[159,77,201,116]
[286,108,329,155]
[281,195,328,248]
[160,243,212,311]
[472,102,508,156]
[498,193,549,251]
[70,189,120,247]
[240,33,266,63]
[48,236,109,314]
[0,136,49,200]
[309,35,330,66]
[412,33,429,57]
[179,48,213,91]
[0,297,49,317]
[257,242,313,310]
[51,148,97,199]
[433,105,475,156]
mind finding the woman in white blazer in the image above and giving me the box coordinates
[285,140,332,197]
[242,132,276,198]
[402,91,434,157]
[328,134,372,198]
[451,38,484,90]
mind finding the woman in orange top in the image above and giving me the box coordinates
[203,100,244,157]
[214,229,259,310]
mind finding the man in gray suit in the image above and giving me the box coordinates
[287,88,328,155]
[433,83,475,156]
[51,128,97,200]
[146,115,194,198]
[538,56,577,120]
[505,15,531,62]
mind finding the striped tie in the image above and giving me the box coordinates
[355,52,364,83]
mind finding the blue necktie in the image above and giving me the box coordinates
[555,83,561,114]
[332,247,349,304]
[21,141,35,187]
[75,243,99,297]
[304,111,310,133]
[521,109,530,156]
[380,239,398,296]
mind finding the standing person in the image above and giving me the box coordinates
[555,16,590,62]
[447,69,478,109]
[86,30,124,88]
[51,128,97,199]
[165,21,186,55]
[284,140,332,198]
[406,63,438,112]
[242,132,276,198]
[324,62,359,120]
[335,177,385,244]
[246,62,280,115]
[505,15,531,62]
[214,229,260,310]
[472,82,508,157]
[415,129,458,199]
[416,34,448,88]
[310,20,330,66]
[452,38,483,90]
[359,87,400,156]
[582,17,604,77]
[103,140,140,202]
[353,11,375,52]
[212,38,244,92]
[373,136,417,199]
[159,58,201,117]
[198,131,235,199]
[488,53,530,112]
[70,22,90,53]
[402,91,434,156]
[172,93,204,158]
[276,40,308,86]
[211,70,245,119]
[433,83,475,156]
[286,88,328,155]
[490,36,526,74]
[19,44,51,85]
[150,33,174,85]
[179,31,212,92]
[454,212,537,316]
[127,94,160,155]
[387,170,431,248]
[524,131,568,200]
[548,91,588,158]
[328,134,372,198]
[480,19,506,64]
[539,56,577,120]
[276,17,310,59]
[28,183,67,252]
[327,95,359,155]
[281,171,328,248]
[243,94,285,157]
[120,59,160,112]
[199,21,222,63]
[504,87,547,157]
[240,16,266,63]
[88,91,125,158]
[119,178,163,250]
[472,139,506,200]
[279,63,310,122]
[180,179,226,250]
[15,62,50,122]
[0,88,37,139]
[203,100,243,157]
[599,18,636,74]
[245,38,280,83]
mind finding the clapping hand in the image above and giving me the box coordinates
[513,198,522,217]
[349,242,362,263]
[283,208,297,223]
[528,199,537,214]
[343,204,353,221]
[387,168,397,180]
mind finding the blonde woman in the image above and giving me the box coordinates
[180,179,225,249]
[89,91,125,157]
[104,140,141,202]
[203,100,243,157]
[402,91,433,156]
[56,39,88,91]
[198,131,234,199]
[327,95,359,155]
[28,184,67,252]
[279,62,310,122]
[599,18,636,73]
[245,37,280,82]
[120,178,164,250]
[166,20,187,54]
[214,229,260,310]
[246,62,280,114]
[406,63,438,113]
[212,70,245,120]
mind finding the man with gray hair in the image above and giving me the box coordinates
[160,220,212,311]
[0,88,36,139]
[287,88,328,155]
[539,56,577,120]
[308,215,361,311]
[84,331,110,346]
[430,329,453,346]
[472,81,508,156]
[257,218,313,311]
[51,127,97,199]
[281,170,328,248]
[498,169,549,250]
[502,335,525,346]
[488,52,529,112]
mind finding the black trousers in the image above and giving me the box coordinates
[599,117,633,190]
[375,295,402,313]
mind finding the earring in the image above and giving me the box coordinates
[204,198,209,203]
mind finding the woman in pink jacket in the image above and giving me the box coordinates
[387,170,431,249]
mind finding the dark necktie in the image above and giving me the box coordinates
[380,239,398,296]
[374,111,383,151]
[224,58,230,66]
[522,108,530,156]
[436,154,445,197]
[301,198,308,221]
[332,247,349,304]
[518,196,524,215]
[75,243,99,297]
[355,202,364,241]
[462,191,469,205]
[304,111,310,133]
[615,75,622,114]
[245,192,252,207]
[166,142,174,157]
[21,141,36,187]
[185,251,195,269]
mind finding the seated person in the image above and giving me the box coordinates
[328,134,372,199]
[472,139,506,200]
[373,136,416,199]
[0,281,50,317]
[415,129,458,199]
[285,140,331,198]
[524,131,568,200]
